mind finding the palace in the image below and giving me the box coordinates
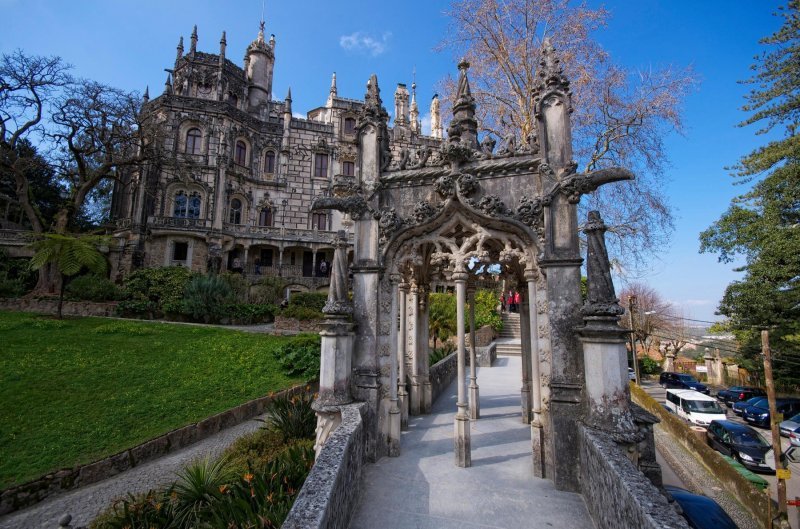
[108,22,445,293]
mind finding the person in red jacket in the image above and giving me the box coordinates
[500,292,506,312]
[513,290,521,312]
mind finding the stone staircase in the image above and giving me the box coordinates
[496,312,521,356]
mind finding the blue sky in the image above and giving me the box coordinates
[0,0,785,322]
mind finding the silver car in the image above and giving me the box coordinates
[779,412,800,437]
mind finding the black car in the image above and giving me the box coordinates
[659,372,710,394]
[716,386,765,407]
[664,486,739,529]
[732,396,767,416]
[706,420,774,473]
[742,398,800,428]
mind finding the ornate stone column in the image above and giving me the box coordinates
[398,280,410,430]
[663,347,675,373]
[526,269,545,477]
[419,285,432,414]
[408,277,421,416]
[578,211,638,442]
[454,270,471,467]
[467,286,480,420]
[387,274,401,456]
[313,231,355,456]
[519,288,533,424]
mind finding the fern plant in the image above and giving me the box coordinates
[182,274,235,323]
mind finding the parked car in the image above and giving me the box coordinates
[732,396,767,416]
[659,372,710,394]
[788,427,800,448]
[628,367,636,381]
[716,386,765,407]
[664,486,739,529]
[779,412,800,437]
[742,398,800,428]
[706,420,775,473]
[665,389,727,427]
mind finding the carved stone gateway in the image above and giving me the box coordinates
[311,41,634,491]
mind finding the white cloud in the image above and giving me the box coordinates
[292,112,305,120]
[339,31,392,57]
[420,113,432,136]
[685,299,712,306]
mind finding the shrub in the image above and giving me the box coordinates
[640,356,662,375]
[429,288,502,348]
[272,334,321,380]
[429,343,456,366]
[261,391,316,443]
[118,266,196,317]
[64,274,122,302]
[251,276,286,306]
[219,271,251,303]
[222,429,286,475]
[288,292,327,311]
[281,304,325,321]
[171,456,234,527]
[219,303,276,325]
[182,274,235,323]
[0,251,36,298]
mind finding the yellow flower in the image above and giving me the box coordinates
[243,472,254,483]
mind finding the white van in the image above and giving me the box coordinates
[665,389,727,427]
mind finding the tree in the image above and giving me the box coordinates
[699,1,800,388]
[28,233,108,319]
[619,282,675,357]
[0,138,62,228]
[440,0,695,268]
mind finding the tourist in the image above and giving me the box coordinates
[513,291,521,313]
[254,257,261,275]
[500,292,506,312]
[508,290,515,312]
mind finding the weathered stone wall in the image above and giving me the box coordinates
[474,342,497,367]
[0,299,118,317]
[273,315,324,332]
[283,403,367,529]
[579,426,691,529]
[0,383,310,516]
[429,351,458,403]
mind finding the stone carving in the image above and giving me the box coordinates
[473,194,511,217]
[581,211,625,318]
[312,194,370,220]
[456,173,479,197]
[515,195,544,230]
[414,147,432,168]
[496,132,516,156]
[314,410,341,456]
[397,148,410,170]
[378,207,405,245]
[480,135,496,157]
[323,231,353,316]
[555,167,634,204]
[433,174,455,198]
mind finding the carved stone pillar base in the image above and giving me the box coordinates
[314,409,342,458]
[399,388,409,430]
[531,418,545,478]
[521,384,532,424]
[388,405,401,457]
[421,379,432,414]
[469,383,480,420]
[409,381,421,416]
[454,412,471,468]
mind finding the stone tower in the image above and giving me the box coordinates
[245,21,275,110]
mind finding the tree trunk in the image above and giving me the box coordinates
[31,207,71,295]
[57,274,65,320]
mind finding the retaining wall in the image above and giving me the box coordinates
[429,351,458,403]
[274,315,324,332]
[579,426,691,529]
[0,298,118,317]
[283,403,367,529]
[474,342,497,367]
[0,384,309,516]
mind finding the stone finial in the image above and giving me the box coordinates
[142,85,149,103]
[322,231,353,316]
[190,25,198,55]
[409,80,420,133]
[330,72,337,96]
[582,211,624,318]
[430,93,443,139]
[258,20,265,43]
[176,36,184,63]
[394,83,409,126]
[450,59,478,150]
[219,30,227,59]
[163,74,172,95]
[534,38,570,95]
[285,87,292,108]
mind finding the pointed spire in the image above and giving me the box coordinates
[330,72,337,96]
[190,25,198,55]
[143,85,150,103]
[430,93,443,139]
[535,38,569,93]
[449,59,478,148]
[176,36,184,63]
[163,74,173,95]
[219,30,227,66]
[258,20,265,44]
[285,87,292,113]
[456,58,473,102]
[410,73,420,134]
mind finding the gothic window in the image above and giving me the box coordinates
[173,241,188,261]
[229,198,242,224]
[185,128,202,155]
[258,207,273,227]
[173,192,188,218]
[229,93,239,107]
[342,161,355,177]
[312,212,328,231]
[264,151,276,174]
[344,117,356,135]
[314,154,328,178]
[235,141,247,166]
[187,193,201,219]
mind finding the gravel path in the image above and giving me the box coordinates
[0,414,269,529]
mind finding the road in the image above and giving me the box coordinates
[640,379,800,528]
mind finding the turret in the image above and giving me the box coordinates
[430,93,443,139]
[190,25,198,55]
[219,31,227,65]
[245,21,275,110]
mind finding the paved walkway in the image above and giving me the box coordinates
[0,414,269,529]
[349,356,594,529]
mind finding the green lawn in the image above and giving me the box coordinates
[0,311,306,489]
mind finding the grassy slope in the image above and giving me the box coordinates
[0,311,304,488]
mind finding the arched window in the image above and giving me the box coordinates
[235,141,247,166]
[173,191,188,218]
[229,198,242,224]
[187,193,201,219]
[185,128,202,155]
[264,151,276,174]
[312,212,328,231]
[344,117,356,135]
[259,207,273,227]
